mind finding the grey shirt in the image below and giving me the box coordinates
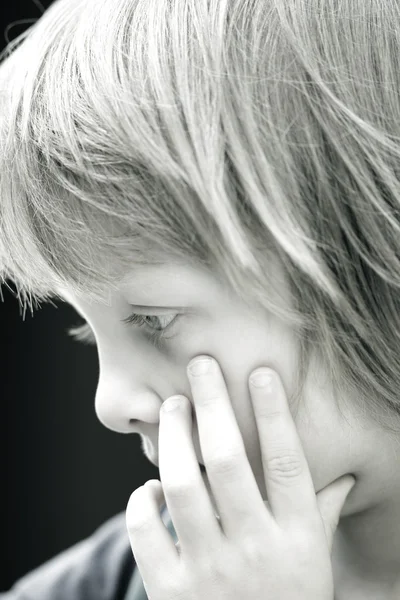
[1,505,174,600]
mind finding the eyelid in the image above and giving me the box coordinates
[67,311,182,345]
[67,308,190,346]
[125,305,188,314]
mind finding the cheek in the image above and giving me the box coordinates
[294,400,355,493]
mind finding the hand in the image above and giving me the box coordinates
[125,355,355,600]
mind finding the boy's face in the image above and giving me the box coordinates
[58,259,400,521]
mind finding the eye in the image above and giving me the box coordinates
[67,311,179,349]
[120,311,178,348]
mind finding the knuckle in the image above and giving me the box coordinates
[196,391,224,408]
[259,412,288,434]
[266,450,303,482]
[127,515,153,535]
[260,410,285,422]
[241,537,268,567]
[162,477,197,501]
[206,449,243,476]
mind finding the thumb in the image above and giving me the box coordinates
[316,474,356,553]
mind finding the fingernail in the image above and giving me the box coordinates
[162,396,184,412]
[250,370,274,391]
[188,358,212,376]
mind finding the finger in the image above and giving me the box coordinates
[187,356,270,540]
[316,474,356,552]
[158,394,223,555]
[249,368,318,528]
[125,480,178,592]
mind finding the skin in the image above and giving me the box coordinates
[58,259,400,597]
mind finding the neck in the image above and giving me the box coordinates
[332,497,400,596]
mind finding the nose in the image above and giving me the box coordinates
[95,370,209,467]
[95,376,162,433]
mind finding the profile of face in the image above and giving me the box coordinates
[59,258,400,524]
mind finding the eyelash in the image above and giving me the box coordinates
[121,312,178,348]
[67,312,178,349]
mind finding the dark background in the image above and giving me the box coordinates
[1,1,159,592]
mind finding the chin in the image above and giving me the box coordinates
[145,447,159,467]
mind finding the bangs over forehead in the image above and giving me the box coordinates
[0,0,329,325]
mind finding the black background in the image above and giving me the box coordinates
[1,1,159,592]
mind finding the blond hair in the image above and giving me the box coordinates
[2,0,400,434]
